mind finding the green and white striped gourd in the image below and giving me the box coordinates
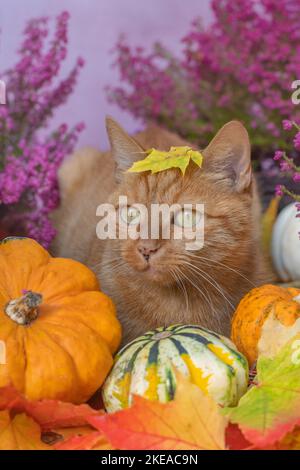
[102,324,248,412]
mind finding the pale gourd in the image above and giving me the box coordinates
[102,324,248,412]
[271,203,300,281]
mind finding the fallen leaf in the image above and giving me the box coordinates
[0,386,106,450]
[276,426,300,450]
[0,386,26,411]
[224,334,300,448]
[44,425,93,444]
[225,423,252,450]
[55,430,114,450]
[24,399,101,430]
[41,425,113,450]
[0,411,50,450]
[88,374,227,450]
[0,386,100,429]
[128,146,203,176]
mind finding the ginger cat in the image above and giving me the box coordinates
[52,118,272,345]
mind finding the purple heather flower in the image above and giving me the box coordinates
[0,157,28,204]
[0,12,85,247]
[274,150,284,161]
[59,123,68,134]
[282,120,293,131]
[293,173,300,182]
[275,184,284,197]
[77,57,85,67]
[280,161,292,172]
[75,122,85,132]
[294,132,300,151]
[273,121,300,203]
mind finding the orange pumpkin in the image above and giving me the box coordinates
[231,284,300,365]
[0,237,121,403]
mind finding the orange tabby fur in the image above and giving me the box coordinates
[52,119,272,344]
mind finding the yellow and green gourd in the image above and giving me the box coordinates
[102,324,248,412]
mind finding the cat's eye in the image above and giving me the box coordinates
[173,209,201,228]
[120,206,141,225]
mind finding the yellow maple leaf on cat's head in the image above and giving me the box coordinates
[127,146,204,176]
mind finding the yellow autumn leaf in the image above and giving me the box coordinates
[0,411,50,450]
[128,146,203,176]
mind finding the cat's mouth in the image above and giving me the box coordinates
[140,264,173,284]
[124,254,173,284]
[143,263,163,278]
[121,243,176,285]
[136,257,179,285]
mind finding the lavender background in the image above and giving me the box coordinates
[0,0,211,149]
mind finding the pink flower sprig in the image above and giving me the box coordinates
[273,120,300,212]
[0,12,85,247]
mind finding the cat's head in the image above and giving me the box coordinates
[104,117,254,288]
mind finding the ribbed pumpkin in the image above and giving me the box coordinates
[0,237,121,403]
[102,324,248,412]
[231,284,300,365]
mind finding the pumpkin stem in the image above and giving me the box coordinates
[4,291,42,325]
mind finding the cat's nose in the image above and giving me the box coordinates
[138,243,161,262]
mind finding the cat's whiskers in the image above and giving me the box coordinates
[189,263,234,313]
[169,267,189,314]
[184,252,255,288]
[180,269,225,331]
[100,258,124,267]
[179,259,235,313]
[93,256,127,275]
[175,266,220,327]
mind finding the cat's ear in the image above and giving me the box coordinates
[106,116,145,182]
[202,121,252,192]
